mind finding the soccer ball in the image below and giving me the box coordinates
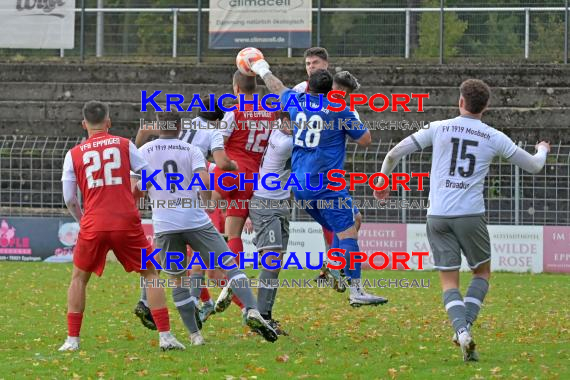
[236,47,264,76]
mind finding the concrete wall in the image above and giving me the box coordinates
[1,63,569,143]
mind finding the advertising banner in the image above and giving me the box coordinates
[242,221,326,267]
[489,225,543,273]
[209,0,312,49]
[358,223,407,269]
[543,226,570,273]
[2,218,567,275]
[0,0,75,49]
[0,217,78,263]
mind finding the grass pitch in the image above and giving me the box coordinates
[0,262,568,379]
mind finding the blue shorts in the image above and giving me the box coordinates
[299,192,359,233]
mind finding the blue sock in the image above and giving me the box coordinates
[331,235,351,279]
[338,238,361,280]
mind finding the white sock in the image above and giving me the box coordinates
[159,331,172,339]
[351,278,361,287]
[66,336,80,343]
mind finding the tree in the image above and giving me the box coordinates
[415,0,468,58]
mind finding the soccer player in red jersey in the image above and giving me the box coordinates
[212,71,276,315]
[59,101,185,352]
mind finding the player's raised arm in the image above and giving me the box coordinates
[506,141,550,174]
[374,126,435,200]
[250,59,288,95]
[61,151,83,222]
[492,128,549,174]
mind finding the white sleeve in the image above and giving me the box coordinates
[381,136,421,176]
[494,131,518,159]
[210,129,225,152]
[410,122,436,149]
[62,180,83,222]
[61,151,76,182]
[129,141,149,173]
[219,111,235,137]
[292,81,307,93]
[507,146,548,174]
[191,147,207,172]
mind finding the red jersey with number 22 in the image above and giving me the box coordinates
[221,103,276,172]
[68,133,142,232]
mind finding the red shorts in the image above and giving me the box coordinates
[213,167,255,219]
[73,228,151,276]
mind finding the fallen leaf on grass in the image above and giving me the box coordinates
[276,354,289,363]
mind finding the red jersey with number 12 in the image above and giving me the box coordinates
[221,103,276,172]
[69,133,141,232]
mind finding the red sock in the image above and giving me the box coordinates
[150,308,170,333]
[67,312,83,337]
[200,287,211,302]
[227,237,243,265]
[227,237,245,309]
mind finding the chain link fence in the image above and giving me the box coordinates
[1,136,568,226]
[1,1,569,62]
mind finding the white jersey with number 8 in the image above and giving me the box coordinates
[139,137,211,233]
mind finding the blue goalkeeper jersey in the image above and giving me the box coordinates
[280,89,366,199]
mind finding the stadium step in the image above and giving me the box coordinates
[0,99,567,142]
[4,82,570,109]
[2,62,570,87]
[1,62,569,143]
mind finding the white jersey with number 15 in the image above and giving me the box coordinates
[411,115,518,217]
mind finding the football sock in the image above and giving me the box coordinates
[189,273,203,299]
[227,237,246,308]
[149,307,171,333]
[67,312,83,337]
[257,269,279,316]
[349,278,361,293]
[338,238,362,280]
[226,267,256,310]
[172,286,199,334]
[443,288,468,334]
[227,237,243,266]
[464,277,489,326]
[200,287,211,303]
[268,284,278,317]
[140,286,148,307]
